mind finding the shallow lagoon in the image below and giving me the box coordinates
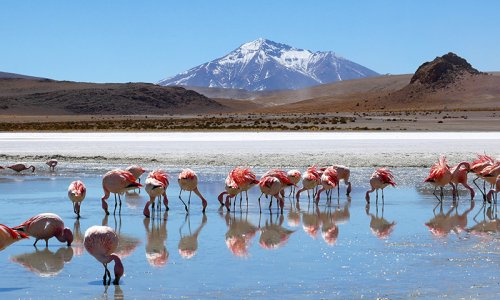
[0,167,498,299]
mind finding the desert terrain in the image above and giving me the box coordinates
[0,53,499,131]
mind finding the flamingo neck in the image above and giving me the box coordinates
[110,253,124,284]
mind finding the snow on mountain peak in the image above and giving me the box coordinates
[158,38,378,91]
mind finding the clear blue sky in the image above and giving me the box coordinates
[1,0,499,83]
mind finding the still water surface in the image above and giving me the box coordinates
[0,168,498,299]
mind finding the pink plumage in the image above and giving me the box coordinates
[375,168,396,186]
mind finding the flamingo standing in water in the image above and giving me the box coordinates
[0,224,28,251]
[449,162,474,200]
[315,167,339,204]
[84,225,124,285]
[178,169,207,213]
[218,174,241,211]
[295,165,321,202]
[68,180,86,218]
[287,170,301,197]
[101,170,142,215]
[366,168,396,203]
[424,156,455,200]
[219,167,259,210]
[482,162,500,203]
[143,170,169,218]
[46,159,58,172]
[486,175,500,204]
[470,154,495,200]
[331,165,352,196]
[257,175,290,213]
[7,163,35,173]
[13,213,73,247]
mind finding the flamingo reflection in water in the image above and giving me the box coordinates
[223,210,258,257]
[101,214,140,260]
[11,247,73,277]
[365,202,396,239]
[144,212,169,267]
[468,202,499,237]
[178,214,207,259]
[425,200,475,237]
[319,199,351,245]
[258,212,294,250]
[72,219,85,256]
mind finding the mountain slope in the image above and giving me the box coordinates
[251,53,500,112]
[0,78,228,115]
[158,38,379,91]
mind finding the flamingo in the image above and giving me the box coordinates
[178,169,207,213]
[331,165,352,196]
[84,225,124,285]
[235,167,259,205]
[0,224,28,251]
[68,180,86,218]
[470,154,495,200]
[315,167,339,204]
[7,163,35,173]
[143,169,169,218]
[13,213,73,247]
[424,156,455,200]
[101,170,142,215]
[295,165,321,202]
[450,162,474,200]
[261,169,295,207]
[258,176,285,213]
[219,167,259,211]
[366,168,396,203]
[287,170,301,197]
[218,174,241,211]
[46,159,58,172]
[125,165,146,183]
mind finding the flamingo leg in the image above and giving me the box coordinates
[113,193,117,214]
[258,194,262,213]
[188,191,192,207]
[178,195,188,213]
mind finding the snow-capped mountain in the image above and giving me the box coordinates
[158,38,379,91]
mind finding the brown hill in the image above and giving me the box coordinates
[0,78,228,115]
[254,53,500,113]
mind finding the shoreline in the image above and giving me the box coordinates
[0,110,499,131]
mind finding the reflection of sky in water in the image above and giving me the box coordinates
[0,167,498,299]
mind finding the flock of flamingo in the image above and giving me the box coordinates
[0,153,499,285]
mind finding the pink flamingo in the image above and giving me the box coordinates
[126,165,146,192]
[295,165,321,201]
[7,163,35,173]
[178,169,207,213]
[331,165,352,196]
[46,159,58,172]
[258,176,285,213]
[13,213,73,247]
[287,170,301,197]
[0,224,28,251]
[366,168,396,203]
[486,175,500,204]
[470,154,495,200]
[424,156,455,200]
[263,169,295,197]
[143,170,169,218]
[450,162,474,200]
[84,225,124,285]
[219,174,241,211]
[68,180,86,218]
[101,170,142,215]
[315,167,339,204]
[219,167,259,211]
